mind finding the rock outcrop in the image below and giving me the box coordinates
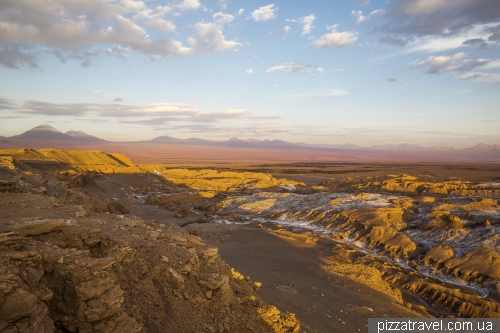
[0,212,295,333]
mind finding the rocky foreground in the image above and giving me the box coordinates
[0,149,301,333]
[2,148,500,332]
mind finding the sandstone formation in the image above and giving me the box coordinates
[3,148,500,321]
[0,148,302,333]
[219,176,500,317]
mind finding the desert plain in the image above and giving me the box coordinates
[0,147,499,333]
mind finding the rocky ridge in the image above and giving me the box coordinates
[217,175,500,317]
[0,148,301,333]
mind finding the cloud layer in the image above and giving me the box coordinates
[378,0,500,49]
[0,0,240,68]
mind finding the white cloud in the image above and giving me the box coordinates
[213,12,235,24]
[409,52,492,74]
[238,9,245,15]
[0,0,253,67]
[351,9,384,24]
[287,14,316,35]
[246,68,253,74]
[0,0,194,63]
[410,52,466,73]
[178,0,200,11]
[314,25,358,49]
[188,22,241,53]
[267,62,324,75]
[251,4,277,21]
[352,11,367,24]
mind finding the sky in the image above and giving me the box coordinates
[0,0,499,148]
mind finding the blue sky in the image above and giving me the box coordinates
[0,0,499,147]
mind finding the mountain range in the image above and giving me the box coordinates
[0,124,498,162]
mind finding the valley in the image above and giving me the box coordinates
[1,148,499,332]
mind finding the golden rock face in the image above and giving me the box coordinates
[0,148,305,195]
[0,148,134,173]
[159,168,305,192]
[356,173,500,197]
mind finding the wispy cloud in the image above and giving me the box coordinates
[13,100,199,117]
[351,9,384,24]
[189,109,250,122]
[0,96,17,110]
[268,26,291,36]
[0,115,31,119]
[409,52,493,74]
[287,14,316,35]
[455,72,500,83]
[1,99,265,124]
[267,62,324,75]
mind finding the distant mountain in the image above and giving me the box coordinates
[65,130,105,142]
[66,131,89,137]
[10,124,105,142]
[148,135,180,142]
[220,138,300,149]
[466,143,500,152]
[30,124,61,132]
[424,146,456,151]
[148,136,301,149]
[186,137,207,142]
[1,124,499,162]
[338,143,363,149]
[13,124,70,141]
[367,143,425,151]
